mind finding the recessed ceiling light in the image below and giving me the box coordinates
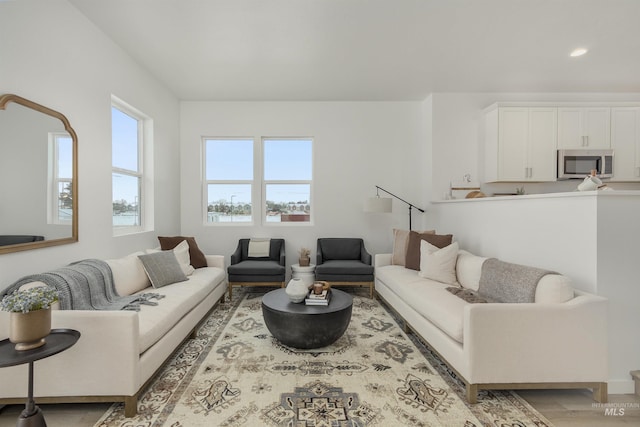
[570,48,588,57]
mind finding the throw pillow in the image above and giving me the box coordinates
[405,231,453,271]
[418,240,459,284]
[147,240,195,276]
[248,238,271,258]
[138,251,188,289]
[105,251,151,296]
[158,236,207,268]
[392,228,435,266]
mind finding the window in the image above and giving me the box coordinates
[204,138,253,223]
[112,98,151,233]
[263,138,313,224]
[203,137,313,225]
[49,133,73,224]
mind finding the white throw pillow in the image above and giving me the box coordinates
[418,240,459,285]
[455,249,489,291]
[535,274,575,303]
[106,251,151,296]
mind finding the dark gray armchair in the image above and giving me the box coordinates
[315,238,375,298]
[227,238,286,298]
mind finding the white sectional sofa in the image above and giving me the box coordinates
[0,243,227,417]
[374,247,609,403]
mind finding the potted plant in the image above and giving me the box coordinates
[1,286,59,350]
[298,247,311,267]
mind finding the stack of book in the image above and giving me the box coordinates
[305,289,331,306]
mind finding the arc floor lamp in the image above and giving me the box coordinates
[364,185,425,230]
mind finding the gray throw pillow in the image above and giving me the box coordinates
[138,251,188,288]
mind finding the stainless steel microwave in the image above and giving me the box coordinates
[557,149,613,179]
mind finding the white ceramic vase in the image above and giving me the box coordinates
[285,278,308,303]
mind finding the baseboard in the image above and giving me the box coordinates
[607,379,635,394]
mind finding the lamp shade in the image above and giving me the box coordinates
[364,197,392,213]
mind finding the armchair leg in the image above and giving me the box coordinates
[228,282,233,300]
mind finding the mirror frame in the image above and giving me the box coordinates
[0,94,78,254]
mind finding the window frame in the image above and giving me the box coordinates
[262,137,314,227]
[202,136,314,227]
[48,132,73,225]
[111,96,152,236]
[202,137,255,226]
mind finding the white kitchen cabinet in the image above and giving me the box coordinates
[558,107,611,149]
[611,107,640,181]
[485,107,557,182]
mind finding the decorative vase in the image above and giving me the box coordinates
[285,278,308,303]
[299,256,310,267]
[9,308,52,351]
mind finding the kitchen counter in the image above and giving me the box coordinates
[432,190,640,204]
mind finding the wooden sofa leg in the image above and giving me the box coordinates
[124,395,137,417]
[594,382,608,403]
[228,283,233,300]
[466,384,478,404]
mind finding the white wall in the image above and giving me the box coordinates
[180,101,425,270]
[0,0,181,286]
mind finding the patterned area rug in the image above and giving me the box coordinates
[95,289,551,426]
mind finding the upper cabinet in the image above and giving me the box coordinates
[558,107,611,149]
[611,107,640,181]
[485,107,557,182]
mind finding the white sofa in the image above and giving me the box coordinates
[374,249,609,403]
[0,247,227,417]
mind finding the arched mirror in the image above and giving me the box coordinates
[0,94,78,254]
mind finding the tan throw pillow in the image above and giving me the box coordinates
[392,229,435,266]
[418,240,459,284]
[405,231,453,271]
[158,236,207,268]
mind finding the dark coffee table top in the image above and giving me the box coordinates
[262,288,352,314]
[0,328,80,368]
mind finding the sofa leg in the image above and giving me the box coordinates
[369,282,374,299]
[124,396,137,417]
[466,384,478,404]
[594,382,608,403]
[228,283,233,300]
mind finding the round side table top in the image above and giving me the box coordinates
[291,263,316,272]
[0,328,80,368]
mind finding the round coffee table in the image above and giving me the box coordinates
[262,288,353,349]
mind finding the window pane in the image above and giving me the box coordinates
[58,181,73,222]
[112,107,139,171]
[264,139,312,180]
[206,139,253,180]
[207,184,252,223]
[113,173,141,226]
[57,135,73,178]
[266,183,310,223]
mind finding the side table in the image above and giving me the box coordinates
[291,263,316,286]
[0,329,80,427]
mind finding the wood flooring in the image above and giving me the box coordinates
[0,389,638,426]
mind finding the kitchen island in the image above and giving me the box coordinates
[429,190,640,395]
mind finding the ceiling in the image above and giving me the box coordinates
[69,0,640,101]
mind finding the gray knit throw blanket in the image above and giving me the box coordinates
[478,258,556,303]
[1,259,164,311]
